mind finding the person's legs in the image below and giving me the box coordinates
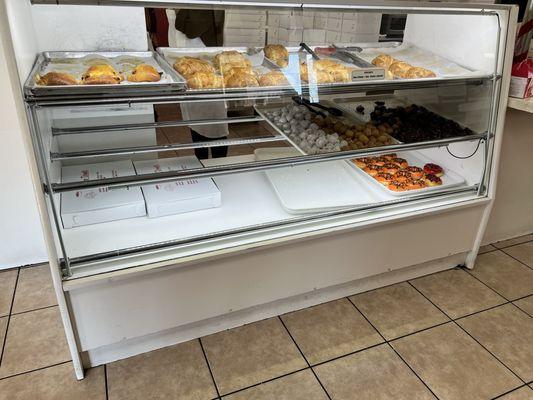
[210,140,228,158]
[190,129,209,159]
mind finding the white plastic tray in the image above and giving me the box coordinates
[255,148,381,214]
[348,150,466,197]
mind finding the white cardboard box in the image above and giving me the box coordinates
[225,13,267,29]
[278,27,303,42]
[279,14,303,29]
[303,29,326,44]
[314,17,327,29]
[134,157,221,218]
[326,17,342,32]
[341,19,358,34]
[326,30,342,43]
[60,160,146,229]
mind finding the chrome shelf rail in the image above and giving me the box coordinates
[65,184,480,271]
[27,75,494,107]
[51,115,265,135]
[50,134,287,160]
[50,133,486,193]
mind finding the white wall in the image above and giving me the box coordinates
[0,31,47,269]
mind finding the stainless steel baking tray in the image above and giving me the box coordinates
[158,46,387,94]
[255,102,398,155]
[24,51,186,99]
[264,45,386,82]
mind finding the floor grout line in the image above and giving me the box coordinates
[9,304,59,317]
[104,364,109,400]
[216,367,309,398]
[511,300,533,318]
[491,235,533,251]
[277,316,333,400]
[461,265,512,302]
[498,248,533,271]
[345,296,441,400]
[198,338,222,399]
[0,360,71,382]
[407,281,527,386]
[490,383,531,399]
[0,268,20,370]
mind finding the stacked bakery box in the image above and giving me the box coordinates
[224,10,267,47]
[60,157,221,228]
[267,11,381,46]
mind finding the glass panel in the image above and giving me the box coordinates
[25,5,503,276]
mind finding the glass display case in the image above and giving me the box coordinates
[3,0,517,380]
[21,3,509,279]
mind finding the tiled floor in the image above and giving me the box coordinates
[0,234,532,399]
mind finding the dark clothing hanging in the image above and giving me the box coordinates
[175,9,225,46]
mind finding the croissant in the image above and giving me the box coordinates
[223,70,259,88]
[36,71,79,86]
[213,51,250,70]
[127,64,161,82]
[405,67,436,79]
[258,71,288,86]
[173,57,214,77]
[219,63,253,76]
[186,71,224,89]
[300,63,335,84]
[81,64,123,85]
[389,61,412,78]
[372,54,396,69]
[264,44,289,67]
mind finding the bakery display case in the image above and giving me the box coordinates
[2,0,517,379]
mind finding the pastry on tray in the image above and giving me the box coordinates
[406,66,436,79]
[300,63,334,84]
[127,64,161,82]
[372,54,395,69]
[300,60,352,83]
[36,71,79,86]
[186,71,224,89]
[371,53,436,79]
[81,64,123,85]
[258,71,288,86]
[173,57,214,77]
[264,44,289,68]
[213,50,251,70]
[223,69,259,88]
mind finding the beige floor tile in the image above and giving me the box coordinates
[457,304,533,382]
[0,363,105,400]
[107,339,217,400]
[223,370,327,400]
[392,323,521,400]
[410,269,506,319]
[281,298,383,365]
[470,251,533,300]
[0,307,71,378]
[479,244,497,254]
[504,241,533,268]
[513,295,533,316]
[12,264,57,314]
[351,282,449,340]
[499,386,533,400]
[202,317,307,395]
[0,269,17,317]
[314,344,434,400]
[493,234,533,249]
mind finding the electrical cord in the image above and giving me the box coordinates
[446,138,484,159]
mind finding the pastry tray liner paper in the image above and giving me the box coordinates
[355,43,481,78]
[26,51,185,95]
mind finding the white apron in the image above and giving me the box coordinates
[166,10,229,139]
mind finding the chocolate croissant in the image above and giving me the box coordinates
[36,71,79,86]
